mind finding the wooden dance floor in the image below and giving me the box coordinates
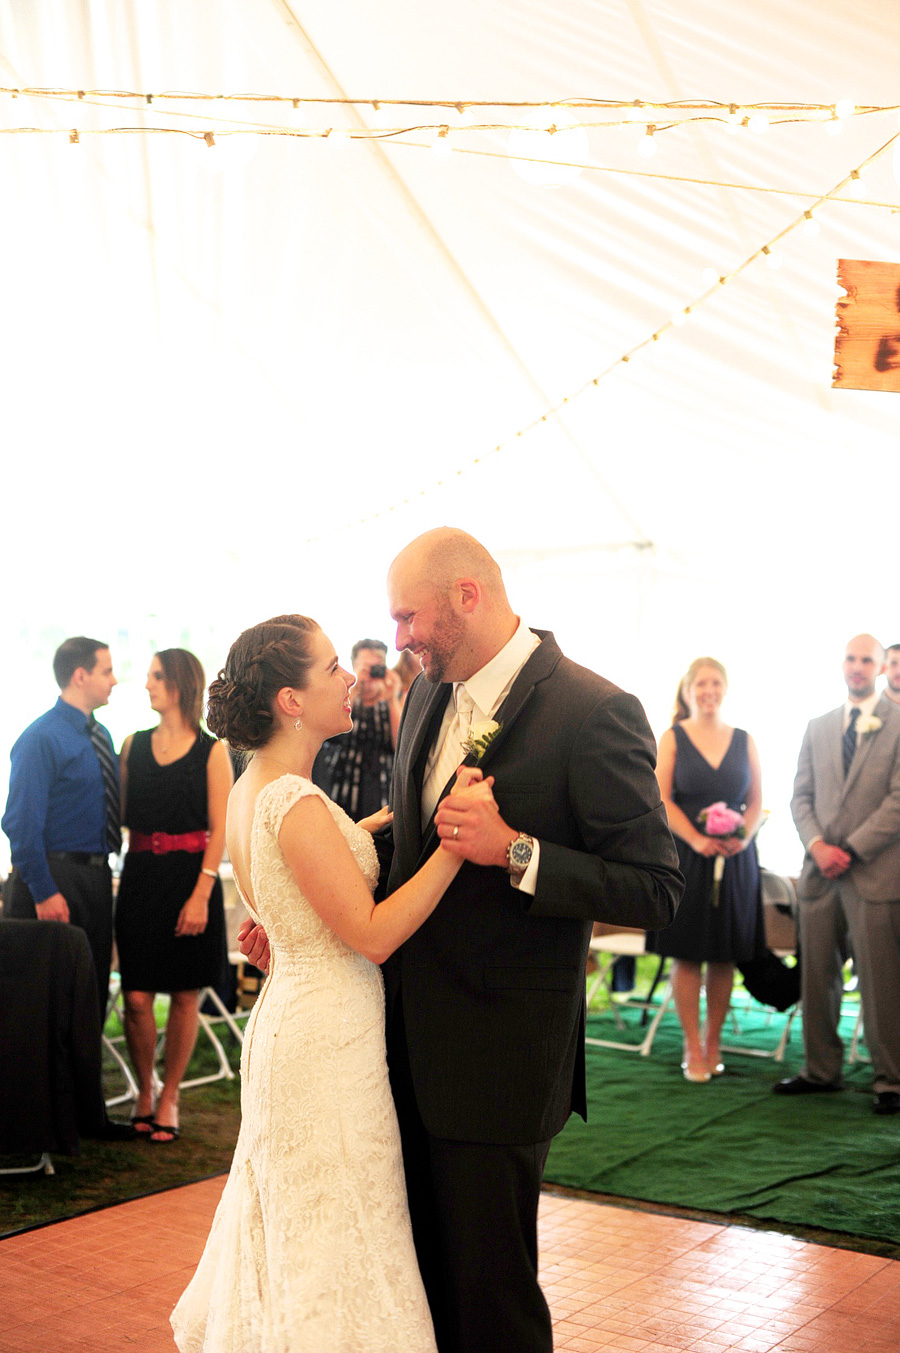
[1,1179,900,1351]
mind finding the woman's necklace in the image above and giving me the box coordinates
[154,727,191,761]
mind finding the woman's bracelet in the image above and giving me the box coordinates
[200,867,218,880]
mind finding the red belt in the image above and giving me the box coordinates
[129,830,209,855]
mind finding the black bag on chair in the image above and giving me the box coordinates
[737,950,801,1011]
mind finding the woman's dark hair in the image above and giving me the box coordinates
[156,649,205,731]
[673,656,728,723]
[207,615,320,751]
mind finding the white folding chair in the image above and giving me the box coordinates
[584,931,673,1057]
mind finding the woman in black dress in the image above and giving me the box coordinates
[649,657,764,1083]
[116,649,233,1141]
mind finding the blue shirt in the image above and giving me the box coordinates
[1,697,117,903]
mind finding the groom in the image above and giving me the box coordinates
[380,528,682,1353]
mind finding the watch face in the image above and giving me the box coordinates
[510,838,533,868]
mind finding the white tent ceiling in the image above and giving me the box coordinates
[1,0,899,871]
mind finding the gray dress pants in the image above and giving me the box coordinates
[798,875,900,1092]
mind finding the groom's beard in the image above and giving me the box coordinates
[419,602,466,684]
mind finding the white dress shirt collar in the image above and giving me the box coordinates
[454,621,542,722]
[843,691,880,730]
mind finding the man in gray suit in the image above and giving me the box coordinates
[777,633,900,1114]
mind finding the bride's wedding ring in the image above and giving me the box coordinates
[452,825,459,838]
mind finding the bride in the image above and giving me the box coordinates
[171,614,495,1353]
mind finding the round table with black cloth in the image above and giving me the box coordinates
[115,729,226,992]
[648,724,765,963]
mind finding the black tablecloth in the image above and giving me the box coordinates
[0,918,107,1154]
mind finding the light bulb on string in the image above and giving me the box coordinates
[701,266,719,287]
[762,246,782,270]
[844,170,867,199]
[724,105,741,135]
[636,125,657,158]
[452,105,474,128]
[834,98,856,120]
[507,106,588,187]
[747,113,769,135]
[328,128,351,149]
[670,308,690,327]
[625,101,645,123]
[369,101,391,129]
[802,210,821,238]
[430,126,452,161]
[197,128,259,176]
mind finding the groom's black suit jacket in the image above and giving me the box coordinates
[381,630,682,1145]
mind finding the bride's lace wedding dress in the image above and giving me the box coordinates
[171,776,437,1353]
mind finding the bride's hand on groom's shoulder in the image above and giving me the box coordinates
[237,916,271,974]
[358,805,393,835]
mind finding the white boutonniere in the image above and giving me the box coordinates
[463,719,502,761]
[857,714,882,738]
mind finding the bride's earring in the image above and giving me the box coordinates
[294,718,303,731]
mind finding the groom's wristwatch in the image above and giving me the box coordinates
[506,832,535,887]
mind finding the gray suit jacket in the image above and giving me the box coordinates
[791,695,900,902]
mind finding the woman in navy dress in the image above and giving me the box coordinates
[116,649,233,1141]
[648,657,765,1082]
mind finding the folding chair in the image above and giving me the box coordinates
[584,929,672,1056]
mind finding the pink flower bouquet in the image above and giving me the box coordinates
[697,802,746,905]
[698,802,746,839]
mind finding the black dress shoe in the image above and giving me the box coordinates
[772,1075,842,1096]
[873,1091,900,1116]
[93,1118,139,1141]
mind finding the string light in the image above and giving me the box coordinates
[1,85,898,136]
[305,124,900,540]
[844,169,867,198]
[507,107,587,187]
[429,126,452,161]
[637,126,657,158]
[802,209,821,237]
[747,113,770,135]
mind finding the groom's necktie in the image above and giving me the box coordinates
[842,706,861,778]
[89,716,122,854]
[421,687,476,825]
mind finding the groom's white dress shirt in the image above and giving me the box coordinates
[421,620,542,893]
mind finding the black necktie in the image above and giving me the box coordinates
[89,717,122,854]
[842,706,861,778]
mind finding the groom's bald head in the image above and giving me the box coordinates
[394,528,505,600]
[387,528,517,683]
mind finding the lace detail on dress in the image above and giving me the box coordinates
[171,776,435,1353]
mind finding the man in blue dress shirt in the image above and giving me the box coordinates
[3,636,120,1025]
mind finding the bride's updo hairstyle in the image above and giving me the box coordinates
[207,615,320,751]
[673,655,728,724]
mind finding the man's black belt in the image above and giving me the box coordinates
[47,850,110,867]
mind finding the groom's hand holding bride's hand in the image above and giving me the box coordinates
[436,767,518,866]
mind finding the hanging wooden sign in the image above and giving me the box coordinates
[833,259,900,392]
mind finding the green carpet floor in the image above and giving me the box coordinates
[545,995,900,1247]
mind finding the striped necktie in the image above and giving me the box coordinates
[421,687,476,825]
[842,706,861,778]
[89,717,122,854]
